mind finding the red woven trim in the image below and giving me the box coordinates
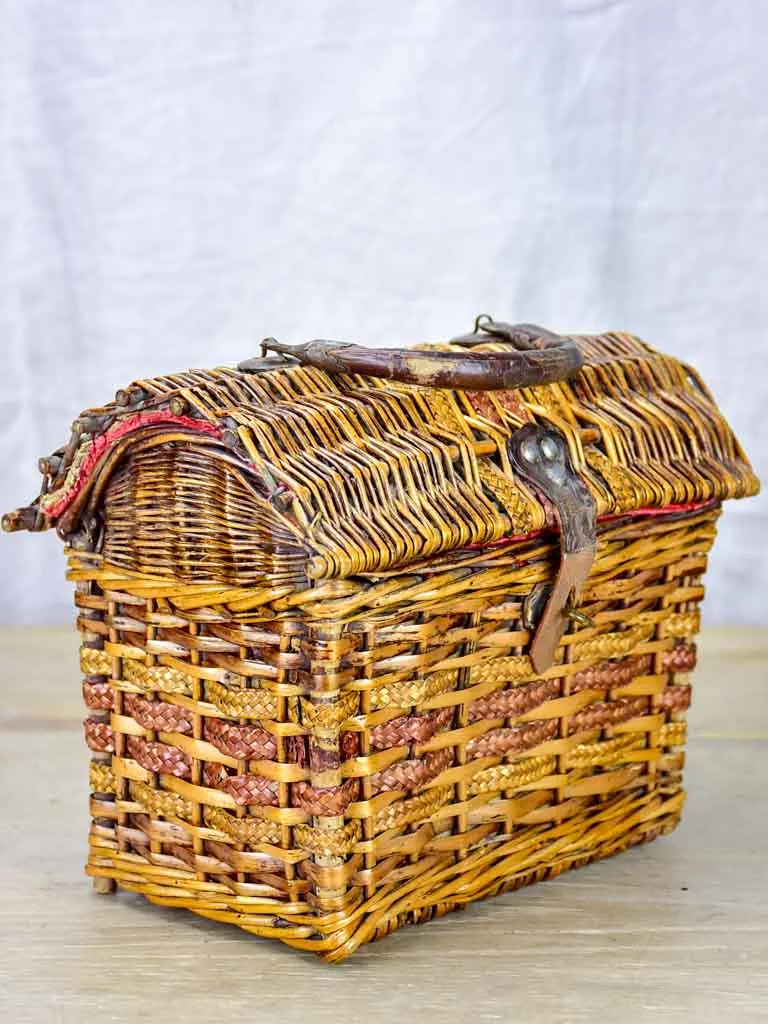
[467,500,716,553]
[44,412,222,519]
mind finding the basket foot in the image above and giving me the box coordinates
[92,876,117,895]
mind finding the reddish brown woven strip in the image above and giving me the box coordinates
[659,685,692,712]
[370,747,455,795]
[468,678,561,723]
[124,693,192,734]
[370,707,454,751]
[293,778,361,815]
[466,719,559,760]
[126,736,191,778]
[203,718,277,760]
[82,680,113,711]
[202,762,279,806]
[661,643,697,673]
[339,732,359,760]
[568,696,650,732]
[223,774,279,807]
[568,655,652,694]
[84,719,114,753]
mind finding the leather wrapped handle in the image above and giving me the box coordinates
[238,318,584,391]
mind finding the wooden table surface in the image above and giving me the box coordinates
[1,627,766,1024]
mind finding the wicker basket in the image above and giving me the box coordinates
[4,318,759,961]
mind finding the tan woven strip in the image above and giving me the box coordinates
[424,671,459,697]
[206,680,279,719]
[476,461,538,534]
[122,660,193,696]
[660,611,700,640]
[203,807,282,846]
[567,734,646,768]
[571,623,655,662]
[585,448,640,512]
[372,784,454,834]
[130,780,193,820]
[80,647,111,676]
[660,721,687,746]
[368,670,458,711]
[466,755,558,796]
[300,691,359,730]
[89,761,116,794]
[468,655,537,688]
[423,390,473,435]
[294,821,362,858]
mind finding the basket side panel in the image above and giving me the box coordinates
[73,504,716,960]
[76,557,317,944]
[297,505,715,959]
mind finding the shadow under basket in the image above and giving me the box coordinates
[3,318,759,960]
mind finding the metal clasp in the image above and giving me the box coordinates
[509,424,597,673]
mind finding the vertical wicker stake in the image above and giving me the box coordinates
[302,622,355,934]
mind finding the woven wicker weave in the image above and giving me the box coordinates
[3,323,759,961]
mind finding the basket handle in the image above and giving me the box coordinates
[238,316,583,391]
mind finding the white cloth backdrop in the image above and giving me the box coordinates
[1,0,766,625]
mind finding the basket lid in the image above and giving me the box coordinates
[3,328,759,588]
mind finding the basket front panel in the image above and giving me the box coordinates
[74,505,716,960]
